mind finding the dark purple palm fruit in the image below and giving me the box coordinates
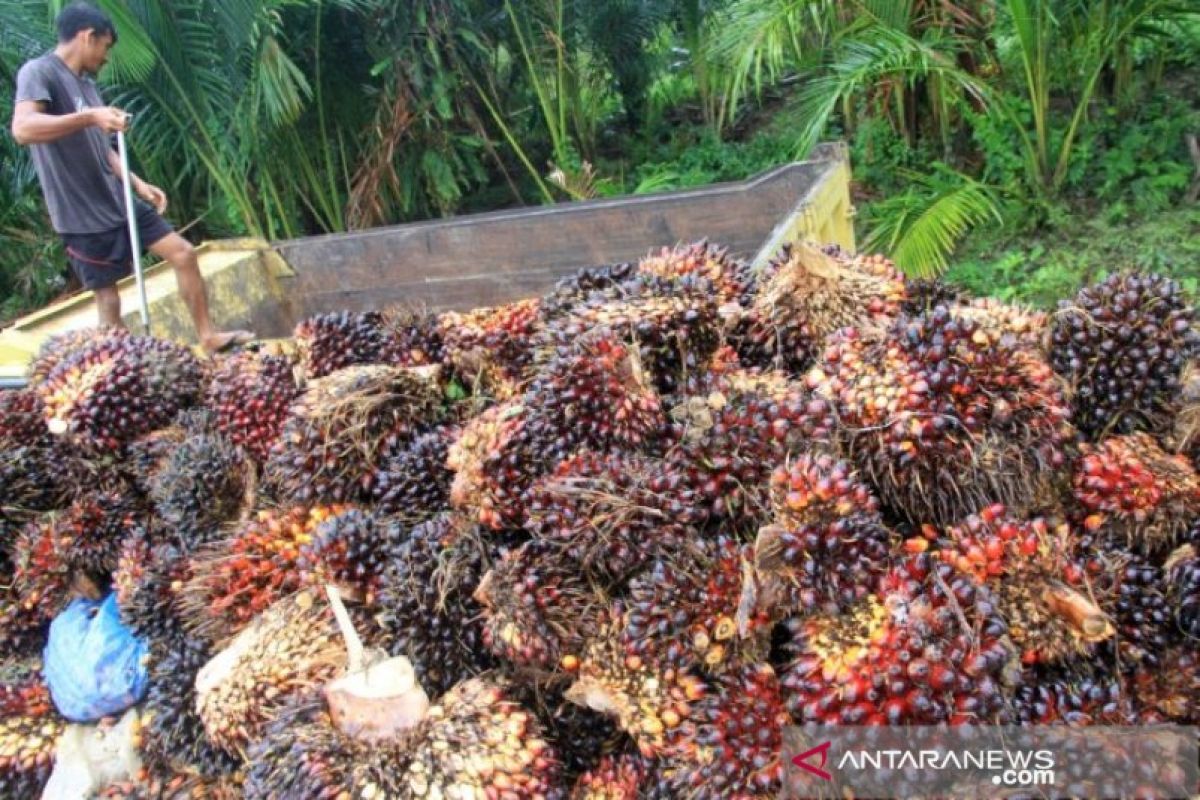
[539,261,637,323]
[149,430,252,545]
[25,326,129,388]
[1164,540,1200,640]
[203,350,299,462]
[294,310,405,380]
[1050,272,1200,438]
[370,425,459,516]
[635,240,747,305]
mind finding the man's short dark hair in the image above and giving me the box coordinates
[56,2,118,45]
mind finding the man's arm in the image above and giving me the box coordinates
[11,100,127,146]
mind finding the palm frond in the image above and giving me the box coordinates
[863,167,1002,279]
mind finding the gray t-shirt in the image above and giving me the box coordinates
[15,53,125,234]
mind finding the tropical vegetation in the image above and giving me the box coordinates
[1,0,1197,321]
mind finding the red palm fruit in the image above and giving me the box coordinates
[664,663,789,800]
[38,334,206,452]
[621,536,768,675]
[35,491,144,579]
[539,262,637,323]
[780,554,1018,725]
[264,364,443,504]
[475,539,607,672]
[1050,272,1199,438]
[1072,432,1200,551]
[816,304,1077,526]
[25,326,129,388]
[747,453,893,618]
[204,351,298,461]
[0,660,52,718]
[636,240,747,304]
[570,751,648,800]
[439,298,543,396]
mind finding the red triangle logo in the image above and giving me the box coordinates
[792,740,833,780]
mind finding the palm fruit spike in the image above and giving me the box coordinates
[294,309,406,380]
[738,242,906,372]
[194,593,345,759]
[539,261,636,322]
[1073,432,1200,551]
[113,532,191,646]
[0,661,52,719]
[622,536,767,675]
[664,368,833,525]
[264,364,443,504]
[25,326,129,388]
[748,453,893,618]
[295,507,402,605]
[375,514,497,697]
[565,618,708,757]
[525,451,703,577]
[1051,272,1200,438]
[370,425,458,516]
[149,431,251,545]
[37,334,206,452]
[447,400,561,530]
[0,712,62,800]
[1165,542,1200,639]
[398,676,565,798]
[541,277,722,395]
[664,663,788,799]
[930,505,1113,666]
[780,554,1018,725]
[203,351,298,462]
[475,539,607,672]
[182,504,349,641]
[526,328,666,454]
[816,304,1077,527]
[636,240,746,304]
[439,298,543,396]
[139,636,240,780]
[0,390,49,448]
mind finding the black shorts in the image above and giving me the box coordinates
[60,201,174,290]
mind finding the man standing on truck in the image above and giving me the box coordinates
[9,2,254,353]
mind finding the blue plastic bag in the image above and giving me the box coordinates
[43,593,148,723]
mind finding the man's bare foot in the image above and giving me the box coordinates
[201,329,256,354]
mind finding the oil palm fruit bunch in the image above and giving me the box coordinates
[203,351,298,462]
[183,504,349,641]
[381,305,445,367]
[138,636,240,780]
[570,751,650,799]
[664,369,830,525]
[194,594,345,759]
[931,506,1113,666]
[25,326,129,388]
[1,525,70,655]
[621,536,767,675]
[448,400,562,529]
[525,451,702,577]
[539,261,637,322]
[0,706,62,799]
[0,444,77,522]
[957,297,1050,353]
[475,539,608,672]
[525,329,666,454]
[114,531,191,646]
[736,243,906,373]
[635,240,746,304]
[1072,432,1200,551]
[375,514,498,697]
[370,424,458,515]
[439,298,543,397]
[398,676,565,798]
[1165,541,1200,639]
[0,390,49,448]
[902,278,968,316]
[1127,645,1200,722]
[748,453,893,618]
[780,554,1018,725]
[294,310,406,380]
[664,663,788,799]
[96,772,241,800]
[1050,272,1199,438]
[565,618,707,757]
[295,507,400,605]
[548,278,722,396]
[520,687,626,781]
[1078,541,1173,667]
[265,364,443,504]
[36,490,144,580]
[126,424,191,495]
[149,431,251,544]
[817,304,1076,526]
[0,661,51,718]
[37,334,206,452]
[1010,663,1139,724]
[243,698,357,800]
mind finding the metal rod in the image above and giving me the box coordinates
[115,126,150,334]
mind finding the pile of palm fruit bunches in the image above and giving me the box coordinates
[1,239,1198,798]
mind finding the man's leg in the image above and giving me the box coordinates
[147,232,253,353]
[94,285,123,327]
